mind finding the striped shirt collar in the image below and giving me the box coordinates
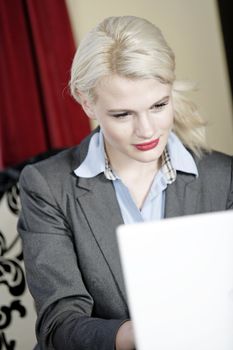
[74,129,198,181]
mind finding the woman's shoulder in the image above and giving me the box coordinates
[195,150,233,166]
[19,131,95,185]
[192,150,233,183]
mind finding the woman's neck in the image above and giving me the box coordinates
[110,156,162,210]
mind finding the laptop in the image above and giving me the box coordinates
[116,210,233,350]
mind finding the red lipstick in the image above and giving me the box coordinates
[134,138,159,151]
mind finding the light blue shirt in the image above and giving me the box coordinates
[74,130,198,224]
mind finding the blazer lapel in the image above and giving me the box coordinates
[75,174,127,303]
[165,172,201,218]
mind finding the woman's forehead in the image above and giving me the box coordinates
[94,75,171,104]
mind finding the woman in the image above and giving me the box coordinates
[18,16,233,350]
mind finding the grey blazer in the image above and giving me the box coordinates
[18,131,233,350]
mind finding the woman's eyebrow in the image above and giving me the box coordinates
[107,95,170,114]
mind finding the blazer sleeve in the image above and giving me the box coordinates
[18,165,124,350]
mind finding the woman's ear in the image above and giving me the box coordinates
[78,91,96,120]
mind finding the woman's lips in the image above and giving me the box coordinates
[134,138,160,151]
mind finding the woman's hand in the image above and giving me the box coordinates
[115,320,135,350]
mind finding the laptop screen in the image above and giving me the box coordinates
[117,210,233,350]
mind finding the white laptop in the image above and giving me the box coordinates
[116,210,233,350]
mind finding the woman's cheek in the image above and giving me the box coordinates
[159,113,174,130]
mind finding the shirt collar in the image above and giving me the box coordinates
[74,129,117,179]
[74,129,106,178]
[166,132,198,176]
[74,129,198,180]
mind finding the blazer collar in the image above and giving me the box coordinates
[165,167,201,218]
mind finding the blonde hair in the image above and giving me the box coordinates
[70,16,209,156]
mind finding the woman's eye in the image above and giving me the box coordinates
[111,112,130,119]
[152,102,168,111]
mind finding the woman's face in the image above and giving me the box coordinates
[82,75,174,170]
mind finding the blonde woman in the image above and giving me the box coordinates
[18,16,233,350]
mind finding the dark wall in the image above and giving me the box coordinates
[217,0,233,98]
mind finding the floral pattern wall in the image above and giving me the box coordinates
[0,185,36,350]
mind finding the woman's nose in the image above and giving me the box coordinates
[134,114,155,139]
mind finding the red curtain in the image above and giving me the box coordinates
[0,0,90,170]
